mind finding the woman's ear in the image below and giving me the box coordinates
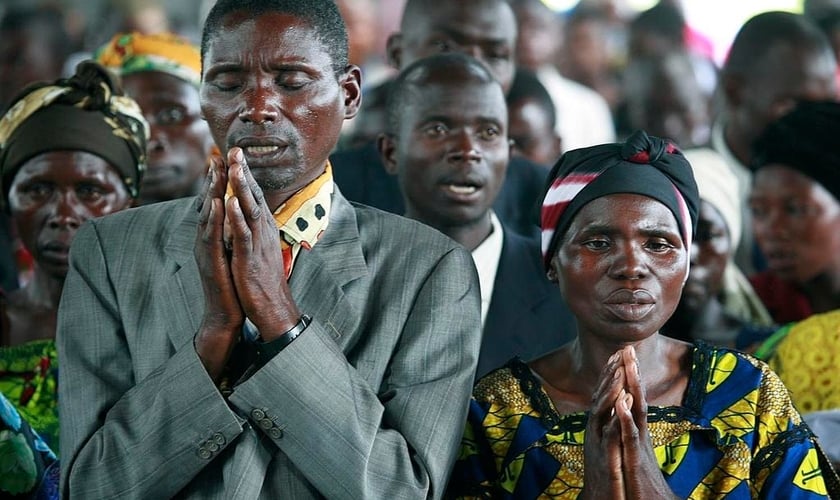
[546,267,558,283]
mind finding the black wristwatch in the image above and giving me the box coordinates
[254,314,312,367]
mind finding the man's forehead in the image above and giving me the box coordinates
[202,15,332,67]
[406,82,507,118]
[749,43,835,89]
[405,3,515,41]
[204,12,324,54]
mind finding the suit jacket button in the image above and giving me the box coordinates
[207,441,220,452]
[213,433,226,445]
[251,409,266,420]
[268,427,283,439]
[259,418,273,430]
[198,447,212,459]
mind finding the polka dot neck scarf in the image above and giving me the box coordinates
[273,162,333,279]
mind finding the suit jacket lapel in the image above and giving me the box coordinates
[162,203,204,348]
[290,192,368,352]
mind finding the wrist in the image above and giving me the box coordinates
[194,325,240,382]
[252,307,302,342]
[253,314,312,368]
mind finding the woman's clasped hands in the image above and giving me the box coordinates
[581,346,679,500]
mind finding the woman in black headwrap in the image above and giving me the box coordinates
[748,100,840,325]
[448,131,840,499]
[748,100,840,470]
[0,60,147,495]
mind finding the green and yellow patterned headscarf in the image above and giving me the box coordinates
[0,60,149,205]
[94,32,202,88]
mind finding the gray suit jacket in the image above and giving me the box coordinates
[57,191,481,499]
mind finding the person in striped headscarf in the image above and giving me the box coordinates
[449,130,840,499]
[95,32,215,205]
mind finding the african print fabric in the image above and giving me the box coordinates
[449,342,839,499]
[0,390,57,498]
[762,309,840,415]
[94,32,202,87]
[0,340,59,453]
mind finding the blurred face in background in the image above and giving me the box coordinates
[750,164,840,285]
[511,1,560,71]
[679,200,730,313]
[0,25,65,112]
[124,72,214,205]
[728,42,837,149]
[390,0,517,93]
[508,96,561,166]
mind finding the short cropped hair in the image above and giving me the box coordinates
[385,53,498,135]
[201,0,349,74]
[506,69,557,130]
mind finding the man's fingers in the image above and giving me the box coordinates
[228,147,266,223]
[225,195,253,253]
[204,199,226,256]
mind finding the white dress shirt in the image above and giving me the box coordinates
[470,212,504,326]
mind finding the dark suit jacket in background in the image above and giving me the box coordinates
[477,228,577,378]
[0,214,19,292]
[58,191,481,499]
[331,142,547,239]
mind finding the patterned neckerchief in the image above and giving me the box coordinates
[272,163,333,278]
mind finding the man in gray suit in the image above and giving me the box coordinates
[57,0,482,498]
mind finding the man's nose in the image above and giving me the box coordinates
[238,82,280,124]
[446,129,482,163]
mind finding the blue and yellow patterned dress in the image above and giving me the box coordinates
[449,342,840,499]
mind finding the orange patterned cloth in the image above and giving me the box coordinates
[94,32,202,87]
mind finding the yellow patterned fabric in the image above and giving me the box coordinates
[768,310,840,415]
[94,32,202,87]
[449,342,840,499]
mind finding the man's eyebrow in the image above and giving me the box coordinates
[203,62,242,77]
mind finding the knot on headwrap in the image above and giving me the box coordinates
[94,32,202,88]
[620,130,678,164]
[751,100,840,203]
[0,60,149,206]
[540,130,699,269]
